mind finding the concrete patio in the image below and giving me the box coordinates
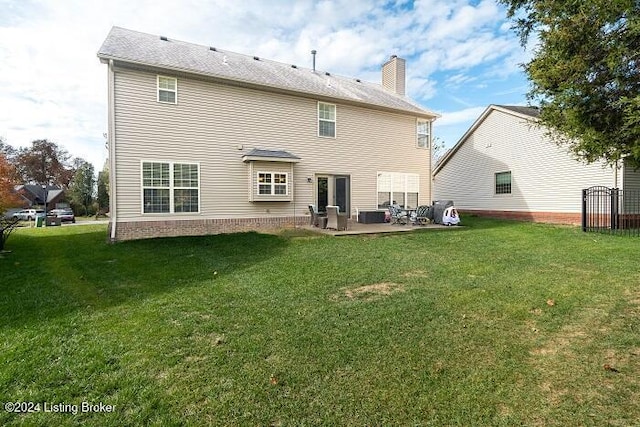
[303,220,457,236]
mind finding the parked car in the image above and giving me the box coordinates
[12,209,45,221]
[51,209,75,223]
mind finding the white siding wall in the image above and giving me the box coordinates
[622,159,640,192]
[433,109,616,213]
[112,66,431,222]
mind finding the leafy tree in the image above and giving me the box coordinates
[0,153,21,253]
[15,139,76,188]
[499,0,640,166]
[0,137,17,161]
[68,161,95,216]
[96,165,109,214]
[0,154,22,213]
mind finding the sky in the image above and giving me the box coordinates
[0,0,534,171]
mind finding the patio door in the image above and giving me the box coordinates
[316,175,350,217]
[335,176,350,216]
[317,177,329,213]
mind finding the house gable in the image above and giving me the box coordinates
[432,105,617,221]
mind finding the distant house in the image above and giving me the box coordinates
[15,184,65,209]
[432,104,640,225]
[98,27,439,241]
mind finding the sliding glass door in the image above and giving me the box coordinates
[316,175,350,216]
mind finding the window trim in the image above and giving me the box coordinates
[417,119,431,149]
[157,75,177,104]
[141,160,200,214]
[257,171,289,196]
[494,171,512,195]
[317,101,337,138]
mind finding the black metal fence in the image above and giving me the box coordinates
[582,186,640,236]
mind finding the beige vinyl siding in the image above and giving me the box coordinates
[622,159,640,192]
[433,109,615,213]
[112,66,431,221]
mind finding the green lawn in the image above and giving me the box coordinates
[1,218,638,426]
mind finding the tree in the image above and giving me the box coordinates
[0,153,21,253]
[68,161,95,216]
[0,217,20,252]
[432,136,447,164]
[499,0,640,166]
[0,137,17,161]
[96,164,109,214]
[15,139,76,188]
[0,154,22,213]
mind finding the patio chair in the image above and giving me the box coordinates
[308,204,326,227]
[412,205,433,226]
[325,205,348,230]
[388,204,408,225]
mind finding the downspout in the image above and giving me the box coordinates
[291,162,295,228]
[108,59,117,241]
[429,120,434,203]
[614,159,619,189]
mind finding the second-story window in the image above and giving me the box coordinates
[417,119,431,148]
[157,76,177,104]
[318,102,336,138]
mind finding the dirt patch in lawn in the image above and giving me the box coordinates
[527,290,640,418]
[331,282,405,301]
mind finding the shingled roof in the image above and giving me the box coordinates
[495,105,540,118]
[97,27,438,119]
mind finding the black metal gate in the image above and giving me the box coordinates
[582,186,640,236]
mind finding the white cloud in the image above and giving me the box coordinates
[437,106,487,127]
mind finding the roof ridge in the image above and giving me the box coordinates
[110,26,373,85]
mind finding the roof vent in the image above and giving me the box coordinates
[311,49,317,72]
[325,72,331,76]
[253,56,260,61]
[209,46,217,52]
[356,78,361,82]
[291,64,298,69]
[160,36,168,41]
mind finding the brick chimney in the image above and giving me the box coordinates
[382,55,406,95]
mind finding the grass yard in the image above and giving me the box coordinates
[1,218,639,426]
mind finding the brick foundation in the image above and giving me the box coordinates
[109,216,309,242]
[461,209,582,226]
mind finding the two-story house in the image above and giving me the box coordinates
[98,27,438,241]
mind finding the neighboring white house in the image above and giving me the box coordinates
[432,104,640,225]
[98,27,439,241]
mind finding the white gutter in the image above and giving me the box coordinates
[108,59,117,241]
